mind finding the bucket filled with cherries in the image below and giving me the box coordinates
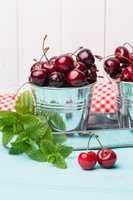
[103,43,133,127]
[27,35,98,132]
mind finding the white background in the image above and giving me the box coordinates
[0,0,133,93]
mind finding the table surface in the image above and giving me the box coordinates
[0,132,133,200]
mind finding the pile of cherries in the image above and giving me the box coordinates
[78,134,117,170]
[29,35,97,87]
[104,43,133,82]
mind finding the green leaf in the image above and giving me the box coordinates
[47,153,56,163]
[2,127,15,145]
[57,145,73,158]
[9,141,30,155]
[48,153,67,169]
[15,90,36,115]
[40,140,56,155]
[48,112,66,131]
[38,111,65,131]
[27,149,46,162]
[0,107,73,168]
[53,133,67,144]
[19,114,48,141]
[0,111,18,127]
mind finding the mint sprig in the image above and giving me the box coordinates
[0,92,73,169]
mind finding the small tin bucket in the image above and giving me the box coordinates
[30,83,94,132]
[118,81,133,128]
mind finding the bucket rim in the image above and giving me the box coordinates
[29,82,95,91]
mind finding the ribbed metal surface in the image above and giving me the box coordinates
[118,82,133,128]
[31,83,94,131]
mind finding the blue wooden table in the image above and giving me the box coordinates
[0,136,133,200]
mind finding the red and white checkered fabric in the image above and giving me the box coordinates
[90,81,118,113]
[0,81,118,113]
[0,94,15,111]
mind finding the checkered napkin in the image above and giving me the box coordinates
[90,81,119,113]
[0,81,118,113]
[0,94,15,111]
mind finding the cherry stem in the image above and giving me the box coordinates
[87,133,95,150]
[101,53,133,65]
[39,47,50,62]
[33,58,38,63]
[100,54,114,61]
[42,34,50,63]
[123,42,133,52]
[94,55,104,61]
[94,134,104,149]
[98,75,104,78]
[71,46,84,56]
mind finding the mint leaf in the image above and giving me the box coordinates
[15,90,35,115]
[48,112,66,131]
[53,133,67,144]
[20,115,48,141]
[48,153,67,169]
[40,140,56,155]
[0,111,18,127]
[9,141,30,154]
[38,111,65,131]
[2,128,14,145]
[0,106,73,168]
[58,145,73,158]
[27,149,46,162]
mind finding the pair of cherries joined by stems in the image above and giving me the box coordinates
[78,134,117,170]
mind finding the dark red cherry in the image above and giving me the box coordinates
[120,63,129,69]
[76,48,95,67]
[55,54,74,73]
[49,56,57,65]
[87,68,97,83]
[97,148,117,168]
[115,46,129,63]
[30,61,44,72]
[42,61,56,75]
[48,71,65,87]
[104,57,121,77]
[74,62,88,75]
[67,69,87,87]
[129,52,133,63]
[90,64,97,72]
[120,65,133,82]
[30,69,47,86]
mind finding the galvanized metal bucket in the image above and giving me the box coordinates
[118,81,133,128]
[30,83,94,132]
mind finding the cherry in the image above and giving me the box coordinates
[30,69,47,86]
[129,52,133,63]
[30,61,44,72]
[49,56,57,65]
[67,69,87,87]
[74,61,88,75]
[90,64,97,72]
[48,71,65,87]
[87,68,97,83]
[115,46,129,63]
[104,57,121,77]
[76,48,95,67]
[120,63,129,69]
[120,65,133,82]
[42,61,56,75]
[55,54,74,73]
[97,148,117,168]
[78,151,97,170]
